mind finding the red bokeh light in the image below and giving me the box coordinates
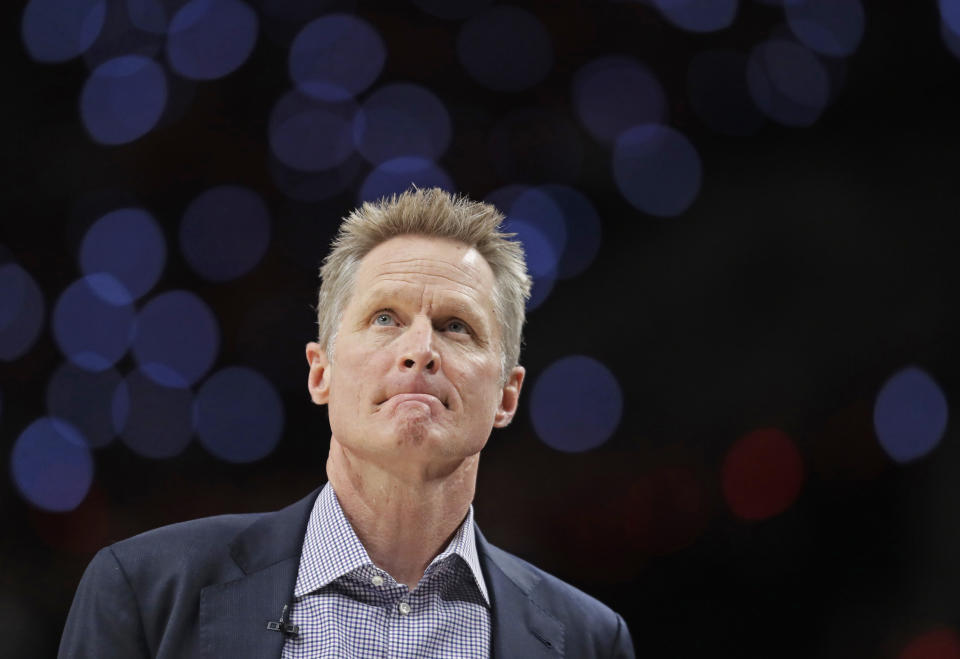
[722,427,804,521]
[901,627,960,659]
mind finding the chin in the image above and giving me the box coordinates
[393,417,432,446]
[389,423,475,459]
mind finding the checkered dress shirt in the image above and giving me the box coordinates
[280,483,491,658]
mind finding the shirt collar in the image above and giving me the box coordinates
[294,482,489,605]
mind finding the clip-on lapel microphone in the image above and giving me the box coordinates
[266,604,299,637]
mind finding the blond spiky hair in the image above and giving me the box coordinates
[316,187,531,377]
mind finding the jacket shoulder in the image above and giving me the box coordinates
[112,512,265,555]
[480,538,634,657]
[109,512,265,577]
[60,513,267,659]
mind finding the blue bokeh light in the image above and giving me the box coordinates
[747,39,829,127]
[942,18,960,60]
[194,366,284,462]
[613,124,703,217]
[492,184,567,260]
[530,355,623,452]
[873,366,949,464]
[484,184,527,216]
[180,186,271,282]
[528,273,556,311]
[572,56,667,144]
[21,0,106,63]
[412,0,492,20]
[457,6,553,92]
[113,369,194,459]
[767,23,848,101]
[353,83,452,164]
[653,0,738,33]
[46,362,122,449]
[53,275,135,372]
[166,0,258,80]
[785,0,865,58]
[0,264,46,362]
[687,49,765,137]
[539,184,602,279]
[505,219,557,280]
[481,192,558,310]
[11,418,94,512]
[132,290,219,388]
[80,207,166,301]
[289,14,385,102]
[509,220,556,311]
[0,266,26,330]
[359,157,453,203]
[507,187,567,270]
[269,90,358,172]
[80,55,168,145]
[485,185,559,307]
[940,0,960,40]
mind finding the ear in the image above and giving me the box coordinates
[493,365,525,428]
[305,341,331,406]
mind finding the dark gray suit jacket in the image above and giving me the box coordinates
[59,488,634,658]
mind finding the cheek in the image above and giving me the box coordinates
[455,364,503,419]
[328,353,373,407]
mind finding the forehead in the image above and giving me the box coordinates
[352,234,496,308]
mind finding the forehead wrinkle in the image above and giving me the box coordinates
[369,255,487,284]
[363,279,491,321]
[369,270,484,293]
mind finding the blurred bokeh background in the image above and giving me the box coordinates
[5,0,960,656]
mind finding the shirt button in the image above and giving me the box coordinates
[398,601,411,616]
[371,575,384,587]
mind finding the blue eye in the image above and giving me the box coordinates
[373,313,394,326]
[446,319,468,334]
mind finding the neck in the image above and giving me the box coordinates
[325,437,478,590]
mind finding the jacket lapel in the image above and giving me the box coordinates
[476,527,565,658]
[199,488,321,659]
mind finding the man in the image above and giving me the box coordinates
[59,188,635,658]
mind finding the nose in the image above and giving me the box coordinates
[398,317,440,374]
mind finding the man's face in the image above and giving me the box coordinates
[306,235,524,478]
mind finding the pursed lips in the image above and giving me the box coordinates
[376,390,450,409]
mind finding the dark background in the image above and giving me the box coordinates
[4,1,960,657]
